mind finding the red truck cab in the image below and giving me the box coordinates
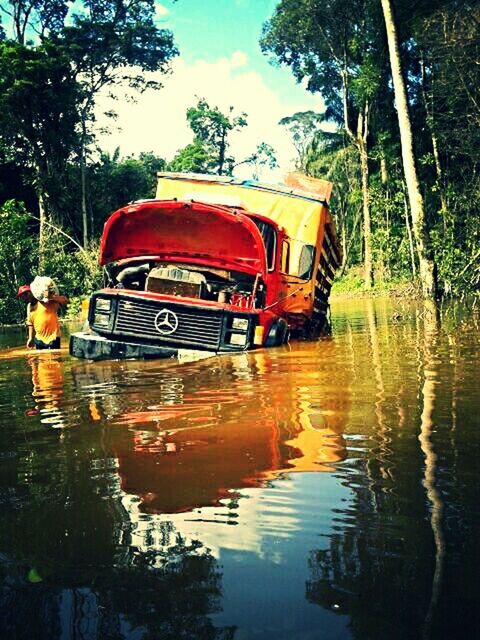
[71,199,291,360]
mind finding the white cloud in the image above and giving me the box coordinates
[155,2,170,17]
[95,52,324,182]
[230,50,248,69]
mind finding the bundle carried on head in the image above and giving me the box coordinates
[30,276,59,302]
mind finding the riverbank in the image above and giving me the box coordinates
[331,273,423,300]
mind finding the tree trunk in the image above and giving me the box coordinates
[38,190,47,272]
[341,72,374,288]
[341,218,347,271]
[80,119,88,247]
[340,205,362,277]
[34,158,48,271]
[420,55,447,224]
[359,139,373,288]
[218,127,226,175]
[404,192,417,277]
[381,0,437,297]
[380,155,388,185]
[357,106,373,289]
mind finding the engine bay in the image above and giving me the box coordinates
[105,260,265,308]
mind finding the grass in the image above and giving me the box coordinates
[331,268,421,299]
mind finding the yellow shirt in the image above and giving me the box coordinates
[28,302,61,344]
[25,301,37,324]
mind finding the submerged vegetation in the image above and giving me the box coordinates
[0,1,478,324]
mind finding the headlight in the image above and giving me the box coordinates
[232,317,249,331]
[94,313,110,327]
[95,298,111,312]
[229,333,247,346]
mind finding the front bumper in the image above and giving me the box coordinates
[70,332,178,361]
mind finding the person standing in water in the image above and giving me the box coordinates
[27,278,68,350]
[16,284,38,324]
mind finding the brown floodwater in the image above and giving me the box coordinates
[0,298,478,639]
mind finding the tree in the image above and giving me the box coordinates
[0,40,81,261]
[234,142,278,180]
[409,1,480,293]
[185,98,248,175]
[168,139,217,174]
[80,150,166,235]
[0,0,178,247]
[0,200,36,324]
[0,0,69,45]
[63,0,178,245]
[279,111,325,171]
[138,152,167,197]
[261,0,385,288]
[380,0,437,297]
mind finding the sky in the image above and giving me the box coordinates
[96,0,325,180]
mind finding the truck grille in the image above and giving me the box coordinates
[114,298,223,350]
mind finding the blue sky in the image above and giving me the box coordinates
[161,0,311,111]
[96,0,325,178]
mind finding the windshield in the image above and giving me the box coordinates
[251,218,276,270]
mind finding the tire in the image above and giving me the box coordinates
[265,318,289,347]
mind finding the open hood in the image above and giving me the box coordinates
[99,200,268,275]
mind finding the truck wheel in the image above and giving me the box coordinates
[265,319,289,347]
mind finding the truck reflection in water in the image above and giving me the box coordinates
[72,343,349,517]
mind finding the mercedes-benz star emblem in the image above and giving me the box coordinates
[154,309,179,335]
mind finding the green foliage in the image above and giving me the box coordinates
[56,151,167,238]
[179,98,248,175]
[41,230,102,301]
[138,152,167,195]
[332,269,365,293]
[0,40,81,217]
[0,200,101,325]
[109,159,154,205]
[168,139,215,174]
[264,0,480,296]
[64,296,83,320]
[235,142,278,180]
[261,0,386,124]
[0,200,36,324]
[0,1,177,239]
[279,111,326,170]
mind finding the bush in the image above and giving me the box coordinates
[0,200,36,324]
[41,228,102,302]
[0,200,102,325]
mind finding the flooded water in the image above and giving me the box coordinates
[0,298,479,640]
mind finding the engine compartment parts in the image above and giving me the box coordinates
[146,266,207,299]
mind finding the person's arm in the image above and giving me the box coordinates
[27,323,35,348]
[50,294,68,305]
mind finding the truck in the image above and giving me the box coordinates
[70,172,341,361]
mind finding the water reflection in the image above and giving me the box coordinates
[27,353,66,429]
[0,299,479,639]
[0,526,234,640]
[71,346,349,515]
[417,300,445,639]
[305,299,480,640]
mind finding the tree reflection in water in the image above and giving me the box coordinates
[0,523,234,640]
[304,300,478,640]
